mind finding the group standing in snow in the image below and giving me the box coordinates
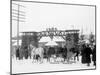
[14,43,96,66]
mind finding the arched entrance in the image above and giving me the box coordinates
[20,28,79,59]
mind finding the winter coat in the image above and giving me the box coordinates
[92,47,96,61]
[81,47,92,63]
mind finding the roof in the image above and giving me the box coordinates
[20,29,79,33]
[39,36,65,43]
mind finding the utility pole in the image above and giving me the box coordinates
[17,4,19,48]
[12,2,25,47]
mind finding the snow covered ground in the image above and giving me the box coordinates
[12,57,95,74]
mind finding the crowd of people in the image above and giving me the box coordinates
[14,43,96,66]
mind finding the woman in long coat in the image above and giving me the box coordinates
[81,44,92,66]
[81,44,87,64]
[92,45,96,66]
[85,45,92,66]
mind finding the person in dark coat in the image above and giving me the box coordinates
[28,46,32,59]
[62,46,67,61]
[24,46,28,59]
[43,47,47,58]
[59,46,64,55]
[48,47,55,56]
[85,45,92,66]
[81,44,86,64]
[81,44,92,66]
[73,47,80,61]
[75,50,80,61]
[92,45,96,66]
[16,48,19,60]
[56,47,60,57]
[47,47,55,62]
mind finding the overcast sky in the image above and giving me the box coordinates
[12,1,95,37]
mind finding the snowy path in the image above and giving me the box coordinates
[12,58,95,74]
